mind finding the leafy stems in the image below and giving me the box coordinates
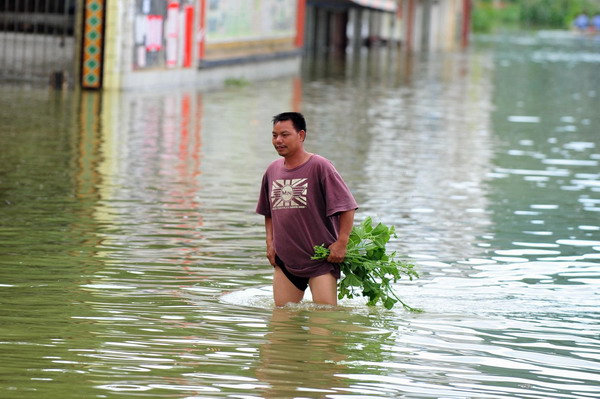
[312,217,422,312]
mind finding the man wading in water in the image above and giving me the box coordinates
[256,112,358,306]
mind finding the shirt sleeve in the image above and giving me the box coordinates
[323,166,358,217]
[255,172,272,217]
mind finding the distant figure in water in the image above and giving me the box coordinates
[573,12,589,32]
[592,14,600,33]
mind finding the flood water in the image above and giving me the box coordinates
[1,32,599,398]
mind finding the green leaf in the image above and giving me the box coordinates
[342,273,362,287]
[389,225,397,237]
[362,217,373,233]
[367,247,385,260]
[372,223,390,244]
[373,234,389,248]
[384,297,397,310]
[348,231,361,247]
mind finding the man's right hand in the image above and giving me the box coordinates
[265,216,277,267]
[266,244,277,267]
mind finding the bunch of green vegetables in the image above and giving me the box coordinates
[312,217,421,311]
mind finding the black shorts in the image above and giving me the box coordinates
[275,255,309,291]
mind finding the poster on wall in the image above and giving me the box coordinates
[206,0,295,43]
[166,1,179,67]
[133,0,195,70]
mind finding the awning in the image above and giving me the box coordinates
[308,0,397,13]
[351,0,396,12]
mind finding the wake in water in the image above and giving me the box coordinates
[220,286,372,310]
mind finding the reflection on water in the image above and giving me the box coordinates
[1,31,599,398]
[256,308,350,397]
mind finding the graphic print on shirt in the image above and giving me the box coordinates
[271,178,308,210]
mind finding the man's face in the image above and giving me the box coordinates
[272,120,304,157]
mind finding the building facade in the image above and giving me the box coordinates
[0,0,472,90]
[93,0,305,90]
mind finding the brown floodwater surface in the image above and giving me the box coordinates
[0,31,599,398]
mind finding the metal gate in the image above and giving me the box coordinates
[0,0,77,86]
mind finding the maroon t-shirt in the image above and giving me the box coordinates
[256,154,358,278]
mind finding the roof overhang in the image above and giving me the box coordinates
[307,0,397,13]
[351,0,396,12]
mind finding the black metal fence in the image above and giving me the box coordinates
[0,0,77,85]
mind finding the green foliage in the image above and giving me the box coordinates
[473,0,600,31]
[521,0,577,28]
[312,217,421,312]
[473,1,520,33]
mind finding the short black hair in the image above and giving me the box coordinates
[272,112,307,133]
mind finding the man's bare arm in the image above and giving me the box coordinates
[327,209,355,263]
[265,216,276,266]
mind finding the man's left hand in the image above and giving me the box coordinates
[327,241,347,263]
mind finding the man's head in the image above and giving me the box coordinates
[271,112,307,158]
[272,112,307,135]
